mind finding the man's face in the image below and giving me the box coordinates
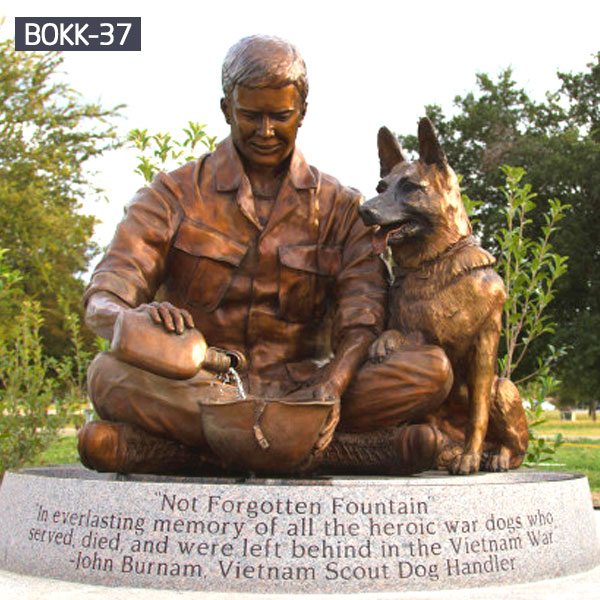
[221,84,305,172]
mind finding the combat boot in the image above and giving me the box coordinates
[307,424,442,476]
[78,420,220,476]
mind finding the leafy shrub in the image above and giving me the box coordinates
[128,122,217,182]
[0,300,65,472]
[0,252,88,474]
[493,166,569,464]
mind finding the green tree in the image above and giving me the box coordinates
[549,55,600,414]
[0,248,24,342]
[0,39,122,356]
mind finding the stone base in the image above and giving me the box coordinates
[0,466,598,594]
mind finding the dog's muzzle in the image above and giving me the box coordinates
[358,203,380,227]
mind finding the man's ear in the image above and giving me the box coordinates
[298,101,308,128]
[220,97,231,125]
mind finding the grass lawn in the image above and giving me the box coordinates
[28,434,80,468]
[535,410,600,438]
[540,439,600,491]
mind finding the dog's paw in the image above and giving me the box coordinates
[368,330,405,362]
[482,447,510,472]
[449,451,481,475]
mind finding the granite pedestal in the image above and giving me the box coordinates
[0,466,598,594]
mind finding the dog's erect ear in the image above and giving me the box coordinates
[418,117,447,167]
[378,126,406,178]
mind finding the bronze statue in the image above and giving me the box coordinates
[78,36,525,477]
[358,119,529,474]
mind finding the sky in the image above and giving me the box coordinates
[3,1,600,276]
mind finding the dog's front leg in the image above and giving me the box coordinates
[450,318,500,475]
[368,330,405,362]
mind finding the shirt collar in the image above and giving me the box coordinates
[214,136,317,192]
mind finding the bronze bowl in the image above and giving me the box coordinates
[200,397,334,474]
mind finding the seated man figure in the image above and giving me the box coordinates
[79,35,452,475]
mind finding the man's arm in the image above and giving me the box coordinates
[298,326,376,452]
[287,186,388,449]
[84,167,197,341]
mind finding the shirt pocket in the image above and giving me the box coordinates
[278,244,341,323]
[172,219,248,312]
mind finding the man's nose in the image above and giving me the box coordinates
[257,116,274,137]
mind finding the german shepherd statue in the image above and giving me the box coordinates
[359,118,528,475]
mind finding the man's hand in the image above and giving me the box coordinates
[135,301,195,334]
[315,397,340,453]
[85,292,196,342]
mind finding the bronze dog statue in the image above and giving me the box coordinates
[359,118,528,475]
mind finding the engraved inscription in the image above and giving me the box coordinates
[18,487,562,591]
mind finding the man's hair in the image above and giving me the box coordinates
[222,35,308,107]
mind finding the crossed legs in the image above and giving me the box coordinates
[79,345,454,475]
